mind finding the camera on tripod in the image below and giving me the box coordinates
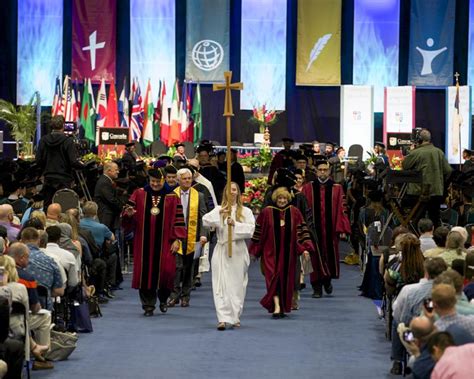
[401,127,424,156]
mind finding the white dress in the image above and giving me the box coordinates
[202,205,255,324]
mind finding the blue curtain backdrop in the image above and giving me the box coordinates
[0,0,472,155]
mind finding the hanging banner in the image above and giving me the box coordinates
[353,0,400,112]
[340,86,374,158]
[446,86,472,164]
[185,0,230,83]
[384,86,416,136]
[407,0,455,86]
[296,0,341,85]
[72,0,116,83]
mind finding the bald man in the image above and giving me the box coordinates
[94,161,123,231]
[407,316,438,378]
[46,203,62,227]
[0,204,20,241]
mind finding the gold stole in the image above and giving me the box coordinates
[175,187,199,255]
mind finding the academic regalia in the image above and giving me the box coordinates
[301,179,351,282]
[250,205,314,313]
[267,150,297,184]
[202,205,255,325]
[127,187,186,294]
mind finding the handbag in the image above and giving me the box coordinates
[70,301,93,333]
[88,296,102,318]
[45,330,78,361]
[198,243,210,273]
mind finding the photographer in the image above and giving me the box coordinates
[402,129,452,227]
[36,116,83,208]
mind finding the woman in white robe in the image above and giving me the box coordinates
[202,182,255,330]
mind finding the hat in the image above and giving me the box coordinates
[282,137,294,143]
[125,142,135,148]
[325,142,336,148]
[375,141,386,149]
[148,168,164,179]
[158,155,172,162]
[164,165,178,174]
[275,168,297,188]
[295,153,308,162]
[313,155,329,167]
[335,146,345,154]
[152,160,167,169]
[175,143,185,148]
[31,193,45,203]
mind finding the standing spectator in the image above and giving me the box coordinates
[402,129,452,226]
[94,162,123,232]
[36,115,83,207]
[418,218,436,253]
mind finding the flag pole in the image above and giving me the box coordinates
[213,72,243,258]
[455,72,462,171]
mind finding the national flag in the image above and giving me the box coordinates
[186,81,193,142]
[130,77,136,103]
[160,81,170,146]
[118,79,129,128]
[179,81,189,142]
[169,79,181,145]
[130,83,143,141]
[142,80,155,146]
[63,77,75,122]
[104,82,120,128]
[81,78,95,143]
[51,77,61,116]
[96,78,107,127]
[89,78,96,113]
[73,79,81,124]
[192,83,202,144]
[60,75,70,117]
[153,80,162,141]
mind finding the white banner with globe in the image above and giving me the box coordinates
[185,0,230,83]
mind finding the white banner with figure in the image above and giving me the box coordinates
[446,85,471,164]
[340,85,374,159]
[384,86,415,135]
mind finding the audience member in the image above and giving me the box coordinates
[464,252,474,301]
[45,203,62,227]
[417,218,436,253]
[0,205,20,242]
[424,226,450,258]
[439,231,467,267]
[433,269,474,315]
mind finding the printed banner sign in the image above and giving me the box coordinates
[296,0,341,85]
[72,0,116,82]
[386,133,412,151]
[446,86,472,164]
[185,0,230,83]
[384,86,416,146]
[99,127,130,145]
[408,0,455,86]
[340,86,374,158]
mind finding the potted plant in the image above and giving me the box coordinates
[0,99,37,157]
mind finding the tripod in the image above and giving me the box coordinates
[74,170,92,201]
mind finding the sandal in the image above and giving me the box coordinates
[217,322,226,331]
[233,322,241,328]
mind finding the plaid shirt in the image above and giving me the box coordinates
[435,313,474,336]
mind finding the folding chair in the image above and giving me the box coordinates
[52,188,80,212]
[11,301,31,379]
[440,208,459,227]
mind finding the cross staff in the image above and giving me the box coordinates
[213,71,243,257]
[454,72,462,171]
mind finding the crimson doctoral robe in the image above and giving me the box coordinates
[126,188,186,291]
[249,205,314,313]
[301,179,351,281]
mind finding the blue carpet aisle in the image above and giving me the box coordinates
[35,258,392,379]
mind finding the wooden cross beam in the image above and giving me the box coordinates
[213,71,243,257]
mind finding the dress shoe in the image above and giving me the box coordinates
[104,289,115,299]
[390,361,403,375]
[97,295,109,304]
[194,278,202,288]
[217,322,226,330]
[33,361,54,370]
[159,303,168,313]
[324,282,333,295]
[167,298,179,307]
[272,312,280,319]
[312,286,322,298]
[299,283,306,290]
[143,310,154,317]
[181,299,190,307]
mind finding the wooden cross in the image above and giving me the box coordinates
[213,71,243,257]
[454,72,460,85]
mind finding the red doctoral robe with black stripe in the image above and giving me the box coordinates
[301,179,351,282]
[126,188,186,291]
[249,205,315,313]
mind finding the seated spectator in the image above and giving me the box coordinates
[418,218,436,253]
[424,226,450,258]
[464,252,474,301]
[0,296,25,379]
[433,269,474,315]
[428,332,474,379]
[20,194,44,226]
[390,258,447,375]
[431,283,474,335]
[0,253,52,369]
[22,217,45,231]
[439,231,467,267]
[379,226,409,277]
[18,227,64,309]
[30,211,47,230]
[57,222,82,271]
[406,316,438,379]
[45,203,62,227]
[0,205,20,242]
[43,226,79,288]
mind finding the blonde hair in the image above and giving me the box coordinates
[0,254,19,282]
[271,187,292,204]
[31,210,47,227]
[221,182,244,222]
[59,213,80,241]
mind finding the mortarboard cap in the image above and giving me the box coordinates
[375,141,386,149]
